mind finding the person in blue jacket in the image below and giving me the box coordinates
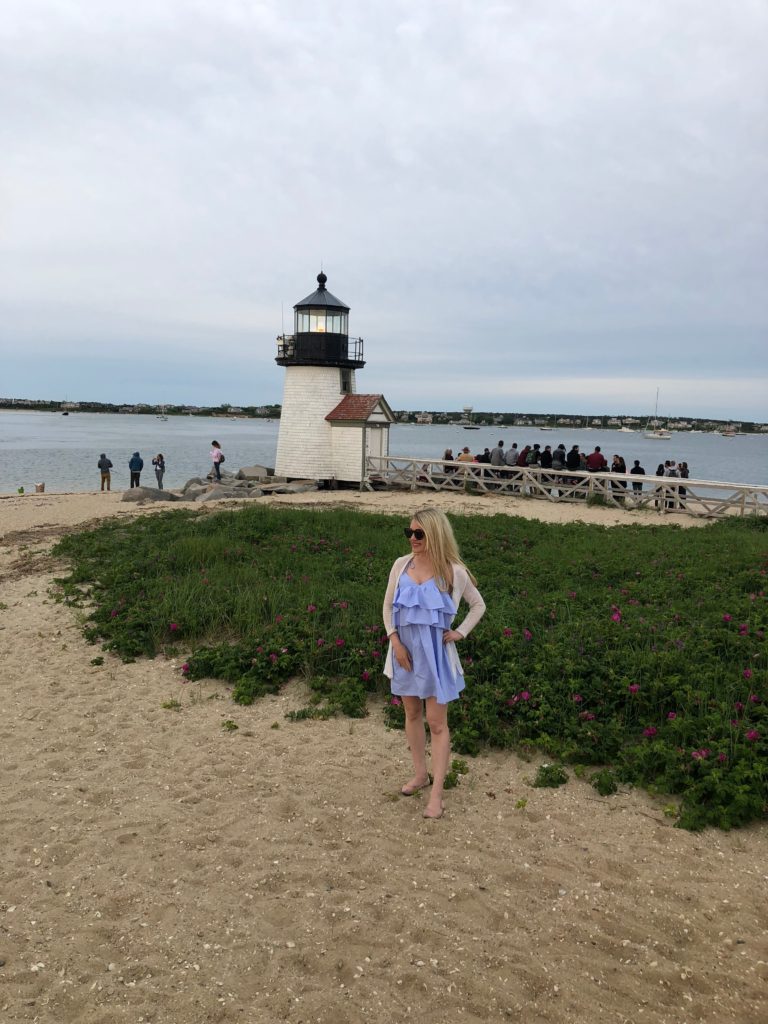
[129,452,144,488]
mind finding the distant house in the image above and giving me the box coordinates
[415,412,433,424]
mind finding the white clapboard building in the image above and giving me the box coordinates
[274,273,394,484]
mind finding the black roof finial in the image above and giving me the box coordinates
[317,271,327,290]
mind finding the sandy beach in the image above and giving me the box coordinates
[0,489,765,1024]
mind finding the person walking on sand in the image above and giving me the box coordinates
[97,453,113,491]
[152,453,165,489]
[128,451,143,488]
[210,440,225,482]
[383,508,486,820]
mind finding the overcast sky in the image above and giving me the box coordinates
[2,0,766,418]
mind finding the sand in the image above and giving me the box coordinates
[0,490,765,1024]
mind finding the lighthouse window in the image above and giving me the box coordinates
[297,311,310,332]
[340,369,351,393]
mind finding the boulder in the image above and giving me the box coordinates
[195,489,242,502]
[236,464,271,481]
[121,487,180,503]
[181,477,207,493]
[259,480,318,495]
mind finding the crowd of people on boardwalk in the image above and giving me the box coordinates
[95,442,226,491]
[438,441,691,507]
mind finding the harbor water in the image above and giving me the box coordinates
[0,411,766,495]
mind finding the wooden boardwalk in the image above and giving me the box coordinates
[363,456,768,519]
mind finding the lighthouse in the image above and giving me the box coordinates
[274,272,394,484]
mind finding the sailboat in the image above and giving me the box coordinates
[157,404,168,421]
[644,389,671,440]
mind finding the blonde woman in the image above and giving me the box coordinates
[383,507,485,819]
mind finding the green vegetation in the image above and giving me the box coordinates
[52,506,767,830]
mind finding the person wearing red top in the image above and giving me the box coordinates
[586,446,608,472]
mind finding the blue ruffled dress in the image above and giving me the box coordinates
[390,571,464,704]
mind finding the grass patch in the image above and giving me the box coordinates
[51,505,767,830]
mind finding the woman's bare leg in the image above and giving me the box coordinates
[401,696,429,793]
[424,698,450,817]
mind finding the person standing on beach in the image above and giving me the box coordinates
[383,508,486,820]
[630,460,646,493]
[97,453,113,491]
[210,441,224,481]
[128,452,143,488]
[152,453,165,489]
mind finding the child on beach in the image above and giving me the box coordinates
[152,453,165,489]
[210,441,224,481]
[383,508,485,820]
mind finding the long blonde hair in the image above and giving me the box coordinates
[413,507,476,591]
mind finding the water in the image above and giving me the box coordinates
[1,411,766,494]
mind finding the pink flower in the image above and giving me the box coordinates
[572,694,583,703]
[274,614,283,623]
[502,627,513,637]
[523,628,533,641]
[316,638,325,647]
[361,670,371,682]
[110,609,119,618]
[181,663,190,675]
[742,668,753,679]
[628,684,640,694]
[579,711,595,721]
[691,748,710,760]
[519,690,531,701]
[717,753,727,763]
[335,638,345,648]
[307,603,317,612]
[722,613,732,622]
[568,591,577,599]
[745,729,760,742]
[643,727,658,738]
[749,694,760,704]
[169,622,179,632]
[390,696,402,707]
[269,652,278,663]
[256,645,264,654]
[734,701,744,712]
[507,697,519,706]
[667,711,677,720]
[611,611,622,623]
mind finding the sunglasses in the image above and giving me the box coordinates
[403,528,425,540]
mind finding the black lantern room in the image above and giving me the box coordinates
[276,272,365,368]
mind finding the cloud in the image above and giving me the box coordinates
[1,0,766,418]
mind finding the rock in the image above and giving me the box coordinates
[236,465,271,481]
[195,489,242,502]
[182,486,209,501]
[181,477,207,493]
[121,487,180,503]
[259,480,318,494]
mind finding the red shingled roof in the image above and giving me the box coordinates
[325,394,388,422]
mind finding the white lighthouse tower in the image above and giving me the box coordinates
[274,272,394,484]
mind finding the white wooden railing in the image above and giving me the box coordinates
[363,456,768,519]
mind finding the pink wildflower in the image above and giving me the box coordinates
[628,684,640,694]
[110,609,119,618]
[503,627,513,637]
[269,653,278,663]
[361,670,371,682]
[335,638,345,648]
[523,628,533,641]
[717,753,728,763]
[568,591,577,599]
[316,638,325,647]
[579,711,595,721]
[519,690,531,701]
[643,726,658,738]
[691,748,710,760]
[749,693,760,704]
[722,613,732,622]
[181,663,190,675]
[611,611,621,623]
[742,668,753,679]
[667,711,677,720]
[307,604,317,613]
[274,614,283,623]
[169,622,179,632]
[745,729,760,742]
[390,696,402,706]
[572,694,583,704]
[734,701,744,712]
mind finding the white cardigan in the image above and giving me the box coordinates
[382,554,486,679]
